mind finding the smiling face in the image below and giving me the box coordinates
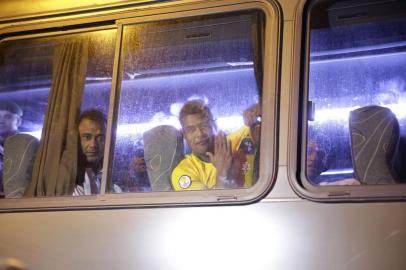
[182,113,215,158]
[79,118,105,164]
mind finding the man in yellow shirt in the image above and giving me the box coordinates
[171,100,260,190]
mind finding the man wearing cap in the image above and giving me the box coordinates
[0,101,23,197]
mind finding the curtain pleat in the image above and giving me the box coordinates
[25,37,89,196]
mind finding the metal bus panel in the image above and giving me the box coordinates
[0,0,405,270]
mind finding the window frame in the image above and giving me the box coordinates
[290,0,406,202]
[0,0,281,211]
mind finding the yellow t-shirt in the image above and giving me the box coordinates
[228,126,257,188]
[171,126,257,191]
[171,154,217,190]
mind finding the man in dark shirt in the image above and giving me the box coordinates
[73,109,107,195]
[73,109,121,195]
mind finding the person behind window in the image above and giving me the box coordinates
[171,100,260,190]
[306,139,329,183]
[73,109,121,195]
[306,129,360,186]
[122,148,151,192]
[229,102,261,187]
[0,101,23,198]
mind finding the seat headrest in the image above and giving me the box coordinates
[349,105,401,184]
[3,133,39,198]
[143,125,184,191]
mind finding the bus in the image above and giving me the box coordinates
[0,0,405,269]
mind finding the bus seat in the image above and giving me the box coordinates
[3,133,39,198]
[143,125,184,191]
[349,105,401,184]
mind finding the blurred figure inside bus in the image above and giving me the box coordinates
[0,101,23,198]
[306,127,360,185]
[73,109,121,195]
[122,148,151,192]
[171,99,260,190]
[306,139,329,183]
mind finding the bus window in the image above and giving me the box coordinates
[0,38,51,198]
[303,0,406,189]
[0,28,116,198]
[110,10,264,193]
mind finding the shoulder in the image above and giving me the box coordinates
[228,126,251,140]
[171,154,207,190]
[228,126,251,151]
[172,154,197,176]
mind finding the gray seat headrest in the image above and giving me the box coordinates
[349,105,401,184]
[143,125,184,191]
[3,133,39,198]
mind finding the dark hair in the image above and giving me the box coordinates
[0,101,23,117]
[79,109,107,130]
[179,100,215,127]
[134,148,144,157]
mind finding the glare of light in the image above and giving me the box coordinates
[170,102,183,116]
[117,116,181,135]
[24,131,42,139]
[22,115,244,140]
[86,76,112,81]
[386,103,406,119]
[314,103,406,123]
[125,72,142,80]
[117,115,243,135]
[321,168,354,176]
[158,207,291,270]
[314,106,360,123]
[217,115,243,132]
[187,95,208,104]
[227,61,253,67]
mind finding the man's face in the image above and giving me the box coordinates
[0,110,21,135]
[182,114,214,157]
[130,156,147,173]
[79,119,105,164]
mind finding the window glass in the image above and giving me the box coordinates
[0,29,116,198]
[305,0,406,186]
[111,11,264,193]
[0,37,53,198]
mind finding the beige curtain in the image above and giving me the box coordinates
[25,37,89,196]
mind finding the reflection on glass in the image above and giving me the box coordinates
[307,3,406,185]
[111,11,264,192]
[0,37,54,198]
[0,29,116,198]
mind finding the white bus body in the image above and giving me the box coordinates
[0,1,405,270]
